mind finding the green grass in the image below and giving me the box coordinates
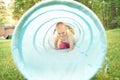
[93,29,120,80]
[0,29,120,80]
[0,40,24,80]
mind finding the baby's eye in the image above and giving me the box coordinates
[58,32,65,35]
[58,33,61,35]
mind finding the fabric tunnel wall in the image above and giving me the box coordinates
[11,0,107,80]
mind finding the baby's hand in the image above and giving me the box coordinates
[69,48,73,52]
[55,47,59,50]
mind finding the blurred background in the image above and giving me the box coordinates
[0,0,120,29]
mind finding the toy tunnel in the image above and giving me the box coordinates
[11,0,107,80]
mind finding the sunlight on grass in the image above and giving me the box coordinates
[0,40,24,80]
[93,29,120,80]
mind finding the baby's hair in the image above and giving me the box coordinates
[56,22,65,27]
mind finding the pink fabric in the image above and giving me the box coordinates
[59,41,70,49]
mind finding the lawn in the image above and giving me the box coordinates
[0,29,120,80]
[93,28,120,80]
[0,40,24,80]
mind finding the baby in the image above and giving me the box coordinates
[54,22,74,51]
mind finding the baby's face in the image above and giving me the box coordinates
[56,25,67,37]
